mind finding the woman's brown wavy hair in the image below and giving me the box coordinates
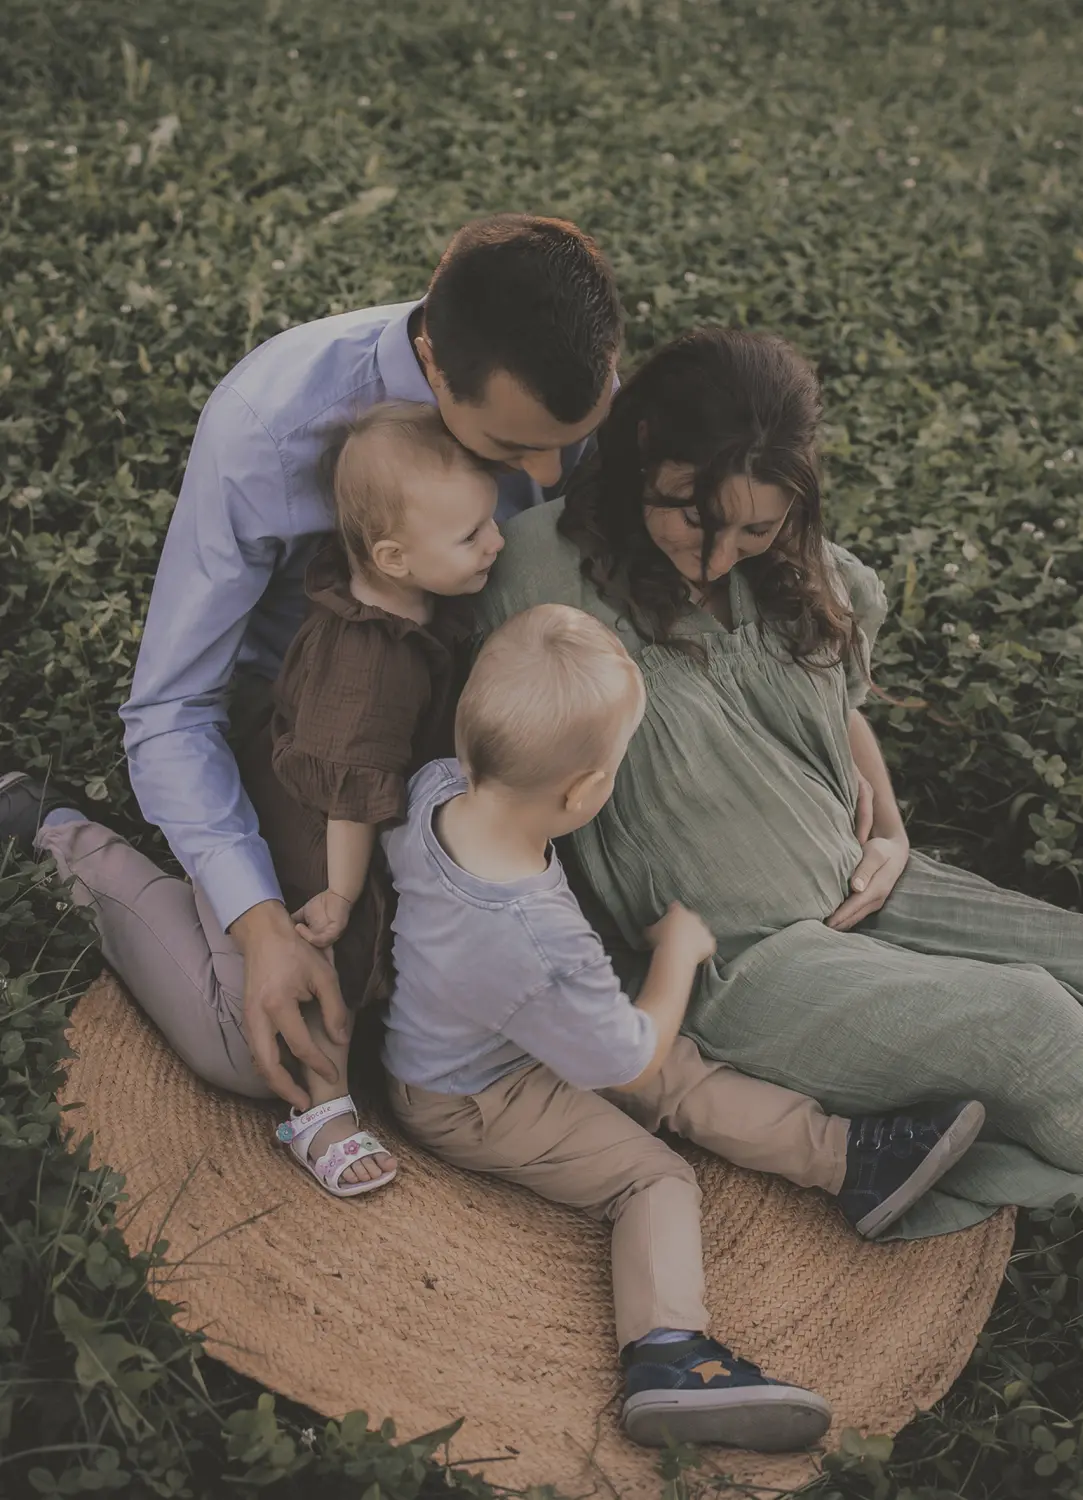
[558,327,859,667]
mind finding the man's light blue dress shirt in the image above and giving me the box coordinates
[121,300,579,930]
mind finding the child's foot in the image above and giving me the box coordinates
[621,1335,832,1450]
[276,1095,397,1197]
[837,1099,985,1239]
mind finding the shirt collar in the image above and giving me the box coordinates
[375,300,436,405]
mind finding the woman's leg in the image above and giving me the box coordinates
[859,851,1083,998]
[682,915,1083,1238]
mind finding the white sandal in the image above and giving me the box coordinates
[275,1095,397,1197]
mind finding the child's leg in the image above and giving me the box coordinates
[297,1004,396,1186]
[389,1064,708,1347]
[608,1036,849,1193]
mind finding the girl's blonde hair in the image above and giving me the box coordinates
[456,604,642,792]
[331,401,490,569]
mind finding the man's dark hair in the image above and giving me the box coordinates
[424,214,622,424]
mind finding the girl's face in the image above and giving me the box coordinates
[642,461,793,587]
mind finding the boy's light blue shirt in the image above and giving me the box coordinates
[121,300,584,931]
[382,760,656,1095]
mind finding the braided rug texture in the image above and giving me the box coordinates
[60,977,1015,1498]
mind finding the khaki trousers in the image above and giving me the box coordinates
[389,1036,849,1349]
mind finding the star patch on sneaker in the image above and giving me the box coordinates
[691,1359,731,1383]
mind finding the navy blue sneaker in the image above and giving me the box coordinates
[0,771,81,857]
[838,1100,986,1239]
[621,1335,832,1450]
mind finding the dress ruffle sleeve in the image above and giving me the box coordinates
[827,542,889,710]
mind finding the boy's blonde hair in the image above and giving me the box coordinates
[331,401,489,569]
[456,604,642,792]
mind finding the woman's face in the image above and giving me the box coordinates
[642,461,793,587]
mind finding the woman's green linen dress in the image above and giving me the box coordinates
[475,500,1083,1239]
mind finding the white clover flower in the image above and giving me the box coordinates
[287,47,299,59]
[1054,517,1068,530]
[941,622,956,635]
[512,86,526,97]
[777,175,789,187]
[636,300,650,315]
[358,95,371,106]
[943,562,959,577]
[1021,521,1036,533]
[729,137,742,148]
[503,46,518,58]
[907,155,921,166]
[967,632,981,648]
[13,141,30,154]
[64,144,78,156]
[684,270,697,283]
[271,258,286,271]
[1061,448,1074,461]
[22,485,43,500]
[554,10,576,19]
[659,151,676,165]
[158,257,172,268]
[165,302,177,312]
[43,139,55,148]
[1044,458,1055,468]
[300,1428,317,1450]
[544,50,557,60]
[1053,139,1065,149]
[903,177,917,189]
[1033,528,1045,540]
[120,303,132,313]
[905,123,919,136]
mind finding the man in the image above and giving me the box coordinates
[1,214,622,1115]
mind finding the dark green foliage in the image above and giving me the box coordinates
[2,0,1081,1495]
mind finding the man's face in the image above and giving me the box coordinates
[416,336,615,488]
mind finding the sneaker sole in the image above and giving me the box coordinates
[854,1099,986,1239]
[622,1383,832,1450]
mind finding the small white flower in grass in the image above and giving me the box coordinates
[158,257,172,268]
[166,302,177,312]
[777,175,789,187]
[22,486,43,500]
[287,47,299,59]
[512,86,526,97]
[56,901,67,912]
[729,137,742,149]
[554,10,576,19]
[943,562,959,577]
[13,141,29,154]
[905,124,919,136]
[43,139,55,149]
[1075,105,1083,116]
[358,95,371,106]
[544,50,558,60]
[1033,529,1045,540]
[300,1428,317,1450]
[659,151,676,165]
[967,632,981,648]
[636,300,651,315]
[271,259,286,271]
[1053,140,1065,149]
[941,622,956,635]
[120,303,132,313]
[1044,459,1055,468]
[684,271,697,283]
[1061,448,1074,461]
[903,177,916,189]
[907,155,921,166]
[1054,517,1068,530]
[64,144,78,156]
[1021,521,1036,533]
[503,46,518,58]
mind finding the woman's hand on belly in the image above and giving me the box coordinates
[826,831,910,931]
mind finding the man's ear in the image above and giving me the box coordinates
[370,537,409,580]
[564,768,606,812]
[414,332,444,396]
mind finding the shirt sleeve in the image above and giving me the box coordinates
[120,386,289,931]
[828,543,890,711]
[272,627,430,824]
[500,952,657,1091]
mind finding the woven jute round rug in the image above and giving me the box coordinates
[61,977,1015,1498]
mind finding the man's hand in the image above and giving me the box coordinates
[292,889,353,948]
[231,899,351,1109]
[826,833,910,932]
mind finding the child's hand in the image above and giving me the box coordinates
[292,890,353,948]
[645,902,716,966]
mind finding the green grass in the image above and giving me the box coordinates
[2,0,1082,1494]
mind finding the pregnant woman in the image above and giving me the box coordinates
[475,326,1083,1238]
